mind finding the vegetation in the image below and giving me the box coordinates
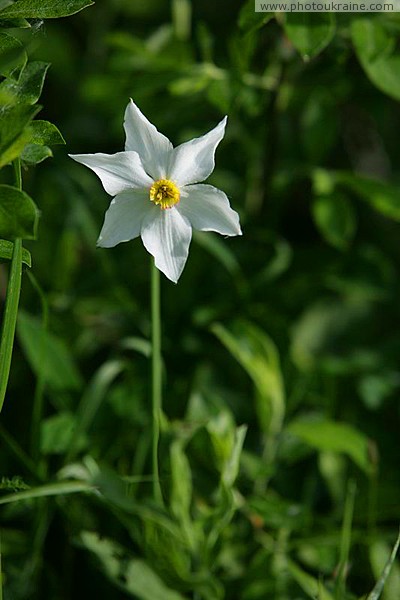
[0,1,400,598]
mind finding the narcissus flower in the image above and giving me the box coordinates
[70,99,241,283]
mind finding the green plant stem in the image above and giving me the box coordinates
[151,259,163,504]
[0,159,23,413]
[336,479,356,599]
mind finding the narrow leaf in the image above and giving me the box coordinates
[81,532,185,600]
[367,530,400,600]
[17,310,83,390]
[0,238,31,267]
[212,320,285,436]
[0,480,94,505]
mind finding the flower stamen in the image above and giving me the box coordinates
[150,179,180,209]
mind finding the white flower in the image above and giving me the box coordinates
[69,99,242,283]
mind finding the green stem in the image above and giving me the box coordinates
[0,159,23,413]
[151,259,163,504]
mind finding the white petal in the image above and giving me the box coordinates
[141,208,192,283]
[97,189,152,248]
[124,99,173,180]
[177,184,241,236]
[168,117,227,186]
[70,151,152,196]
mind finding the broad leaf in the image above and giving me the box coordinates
[0,1,14,11]
[284,13,335,60]
[0,104,39,167]
[0,32,27,78]
[288,417,373,474]
[20,121,65,165]
[0,0,94,18]
[352,18,400,101]
[312,193,356,249]
[239,0,274,33]
[0,61,49,106]
[27,120,65,145]
[20,143,52,165]
[0,184,38,239]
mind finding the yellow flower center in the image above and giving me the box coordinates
[149,179,180,209]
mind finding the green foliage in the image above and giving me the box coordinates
[17,310,82,390]
[0,0,94,19]
[284,13,336,59]
[1,2,400,600]
[0,184,38,238]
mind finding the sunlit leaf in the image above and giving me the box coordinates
[0,32,26,78]
[0,61,49,106]
[0,0,94,18]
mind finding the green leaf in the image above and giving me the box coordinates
[0,18,30,28]
[80,532,186,600]
[284,13,335,60]
[0,61,49,106]
[41,411,87,455]
[352,18,400,101]
[20,122,65,165]
[368,534,400,600]
[170,440,193,526]
[0,238,31,267]
[20,144,52,165]
[66,360,126,462]
[212,320,285,436]
[0,480,94,505]
[0,184,38,239]
[17,310,83,390]
[287,558,335,600]
[312,194,356,250]
[238,0,273,33]
[0,1,14,11]
[0,0,94,18]
[0,32,27,78]
[27,120,65,145]
[0,103,39,167]
[335,172,400,222]
[288,417,373,474]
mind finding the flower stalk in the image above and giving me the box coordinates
[151,258,163,504]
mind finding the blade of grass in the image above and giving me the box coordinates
[366,529,400,600]
[336,480,357,598]
[0,480,94,505]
